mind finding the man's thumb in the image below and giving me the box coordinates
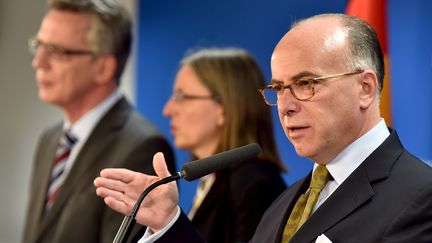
[152,152,171,178]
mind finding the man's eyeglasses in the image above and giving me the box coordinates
[169,92,220,103]
[28,37,95,61]
[258,70,363,106]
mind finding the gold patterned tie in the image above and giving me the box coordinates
[281,165,330,242]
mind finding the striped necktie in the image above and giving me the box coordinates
[281,165,330,242]
[45,130,77,212]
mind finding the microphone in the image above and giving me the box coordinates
[182,142,261,180]
[113,143,261,243]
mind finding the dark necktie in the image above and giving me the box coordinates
[281,165,330,242]
[45,130,77,211]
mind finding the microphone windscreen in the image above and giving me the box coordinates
[181,143,261,181]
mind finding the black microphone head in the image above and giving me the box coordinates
[181,143,261,181]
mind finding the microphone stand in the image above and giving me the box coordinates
[113,171,184,243]
[112,143,260,243]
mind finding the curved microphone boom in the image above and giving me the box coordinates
[113,143,261,243]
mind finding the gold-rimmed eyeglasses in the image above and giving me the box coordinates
[258,70,363,106]
[28,37,95,61]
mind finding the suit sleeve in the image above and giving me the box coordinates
[383,183,432,243]
[155,211,206,243]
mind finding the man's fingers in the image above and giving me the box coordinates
[96,187,124,201]
[104,197,131,216]
[94,177,128,193]
[99,168,136,183]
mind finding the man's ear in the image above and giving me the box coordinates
[94,55,117,84]
[359,70,379,109]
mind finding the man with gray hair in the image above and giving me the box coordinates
[23,0,175,242]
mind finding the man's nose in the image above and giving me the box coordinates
[277,89,300,116]
[32,47,50,70]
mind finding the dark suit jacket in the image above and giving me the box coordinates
[155,128,432,243]
[23,98,176,243]
[191,158,286,243]
[131,158,286,243]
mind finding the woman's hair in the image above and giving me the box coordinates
[181,48,285,171]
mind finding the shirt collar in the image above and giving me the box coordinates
[315,119,390,185]
[63,90,123,141]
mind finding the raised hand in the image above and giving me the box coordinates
[94,152,179,231]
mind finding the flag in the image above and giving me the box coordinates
[346,0,392,125]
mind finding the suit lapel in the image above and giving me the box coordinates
[290,129,403,243]
[26,125,62,242]
[269,175,311,243]
[291,165,374,243]
[35,98,131,240]
[192,172,227,221]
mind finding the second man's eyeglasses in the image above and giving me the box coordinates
[28,37,95,61]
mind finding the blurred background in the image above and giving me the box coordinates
[1,0,430,242]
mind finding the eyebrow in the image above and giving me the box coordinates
[270,71,319,85]
[36,38,65,49]
[291,71,320,80]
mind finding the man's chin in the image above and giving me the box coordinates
[293,145,314,158]
[38,93,60,106]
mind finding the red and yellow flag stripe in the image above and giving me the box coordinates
[346,0,392,125]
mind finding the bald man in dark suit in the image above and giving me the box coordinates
[95,13,432,243]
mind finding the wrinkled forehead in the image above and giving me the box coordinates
[271,17,349,78]
[39,9,91,46]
